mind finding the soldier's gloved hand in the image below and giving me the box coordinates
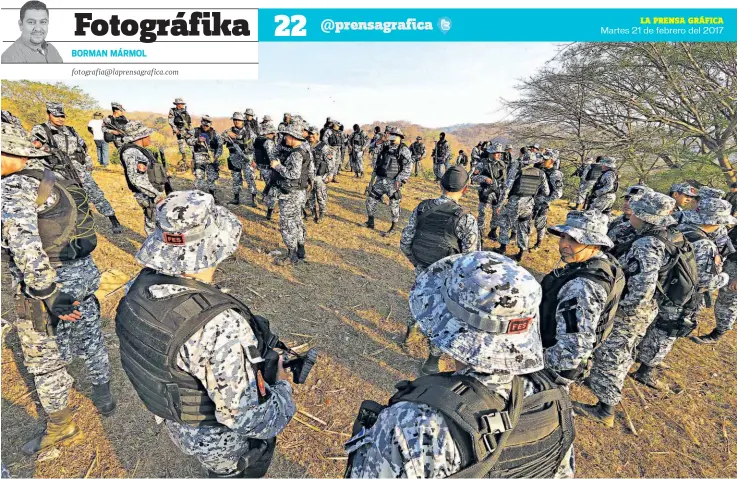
[43,289,82,323]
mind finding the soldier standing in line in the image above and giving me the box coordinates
[271,123,313,265]
[167,97,192,171]
[116,190,296,477]
[586,156,619,213]
[432,132,451,181]
[607,185,652,247]
[253,122,280,221]
[400,166,479,375]
[470,141,484,171]
[327,121,343,182]
[187,115,223,200]
[574,157,597,211]
[118,121,168,235]
[471,142,506,245]
[222,112,258,207]
[306,125,335,223]
[668,182,700,223]
[365,126,412,237]
[344,251,575,479]
[2,122,115,456]
[347,124,368,178]
[32,102,123,234]
[541,211,624,383]
[574,191,691,426]
[531,149,565,251]
[409,136,426,177]
[100,101,130,150]
[494,152,550,262]
[369,126,383,168]
[631,197,732,388]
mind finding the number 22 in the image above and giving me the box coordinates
[274,14,307,36]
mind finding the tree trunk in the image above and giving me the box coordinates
[717,151,737,185]
[658,154,679,169]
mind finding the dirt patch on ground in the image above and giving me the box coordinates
[2,165,736,477]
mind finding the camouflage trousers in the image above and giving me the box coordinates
[16,256,111,414]
[499,196,535,250]
[588,193,616,214]
[278,189,307,250]
[306,176,328,215]
[231,162,258,195]
[134,193,156,236]
[477,199,495,238]
[366,177,401,223]
[577,180,596,205]
[330,149,342,177]
[350,150,365,175]
[411,157,423,177]
[194,155,219,192]
[589,305,658,406]
[164,420,254,475]
[259,168,279,210]
[176,137,190,156]
[715,261,737,332]
[74,162,115,217]
[534,202,552,242]
[433,162,447,181]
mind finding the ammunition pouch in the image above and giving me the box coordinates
[15,293,56,336]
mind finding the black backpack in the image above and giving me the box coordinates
[644,230,699,308]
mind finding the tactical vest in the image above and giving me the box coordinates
[540,254,624,380]
[225,127,249,155]
[347,370,574,478]
[410,142,424,157]
[543,167,559,194]
[375,144,407,180]
[102,115,128,143]
[274,148,311,193]
[585,163,604,182]
[351,133,364,147]
[313,142,330,176]
[115,268,280,427]
[119,144,168,194]
[39,123,87,167]
[510,166,544,197]
[592,170,619,197]
[725,191,737,215]
[254,136,270,167]
[171,108,190,129]
[10,169,97,266]
[435,140,449,163]
[410,200,464,269]
[192,127,219,154]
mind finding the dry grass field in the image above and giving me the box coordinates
[2,159,736,478]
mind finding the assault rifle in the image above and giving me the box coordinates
[157,147,174,195]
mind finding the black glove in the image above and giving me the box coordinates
[43,289,79,323]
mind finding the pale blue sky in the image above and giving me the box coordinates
[72,42,561,128]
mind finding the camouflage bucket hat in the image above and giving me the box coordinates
[549,211,614,248]
[487,142,504,154]
[244,108,254,116]
[541,148,556,160]
[231,112,245,121]
[173,98,186,104]
[45,102,65,118]
[698,186,725,200]
[1,123,51,158]
[630,191,677,226]
[261,115,272,123]
[283,123,305,140]
[307,125,319,135]
[261,123,277,136]
[599,156,617,168]
[136,190,242,275]
[201,115,212,125]
[123,120,154,142]
[670,183,699,198]
[416,136,422,140]
[623,184,652,200]
[696,198,737,226]
[111,102,125,111]
[410,251,544,375]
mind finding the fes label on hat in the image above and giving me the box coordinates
[507,317,533,334]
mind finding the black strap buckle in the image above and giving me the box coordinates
[482,411,511,435]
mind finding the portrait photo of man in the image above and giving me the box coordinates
[2,1,63,64]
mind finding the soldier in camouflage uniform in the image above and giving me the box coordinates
[365,126,412,237]
[409,136,426,177]
[369,126,383,168]
[574,191,681,426]
[668,182,700,224]
[117,191,296,477]
[532,149,565,250]
[2,109,23,127]
[327,122,344,181]
[542,211,620,382]
[607,185,652,250]
[254,122,280,220]
[271,123,313,265]
[471,142,506,244]
[586,156,618,213]
[100,101,131,150]
[494,152,550,262]
[187,115,223,199]
[347,124,368,178]
[574,157,596,210]
[167,98,192,171]
[119,121,167,235]
[306,125,335,223]
[632,198,732,388]
[222,112,258,207]
[400,166,479,375]
[470,141,483,172]
[32,102,123,233]
[344,251,575,479]
[432,132,452,181]
[1,122,115,456]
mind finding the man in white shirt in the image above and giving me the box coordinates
[87,111,108,166]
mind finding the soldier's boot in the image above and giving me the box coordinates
[572,401,614,427]
[228,192,240,205]
[365,216,375,229]
[332,177,339,183]
[631,364,663,390]
[208,189,219,204]
[91,382,116,417]
[313,208,320,224]
[513,250,527,262]
[691,329,725,344]
[302,207,309,219]
[21,408,84,456]
[275,249,299,266]
[266,208,274,221]
[109,215,123,234]
[420,353,441,376]
[297,243,306,260]
[403,322,425,348]
[493,243,507,255]
[382,221,398,237]
[200,462,246,478]
[251,193,258,207]
[487,227,498,241]
[530,238,543,251]
[510,230,517,241]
